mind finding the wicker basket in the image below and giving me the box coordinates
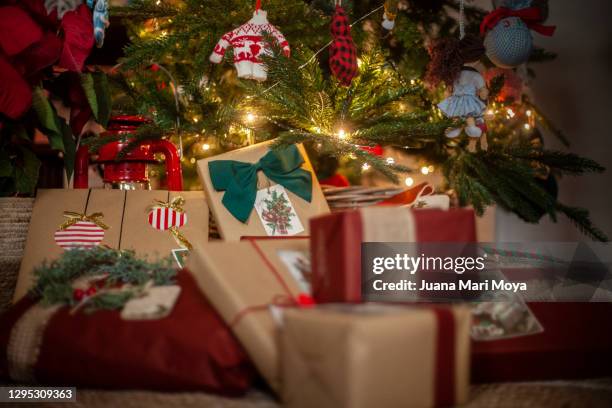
[322,186,405,211]
[0,197,34,311]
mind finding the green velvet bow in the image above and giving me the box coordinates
[208,145,313,223]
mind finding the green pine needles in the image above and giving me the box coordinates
[31,247,176,313]
[109,0,607,241]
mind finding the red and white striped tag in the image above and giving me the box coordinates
[148,207,187,231]
[54,221,105,250]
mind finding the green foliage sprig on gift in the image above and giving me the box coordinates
[109,0,607,241]
[31,246,176,313]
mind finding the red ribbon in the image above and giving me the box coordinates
[433,307,457,406]
[255,0,261,11]
[230,240,315,328]
[480,7,556,37]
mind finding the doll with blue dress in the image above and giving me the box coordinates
[426,34,489,152]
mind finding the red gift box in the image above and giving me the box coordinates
[472,302,612,382]
[310,207,476,303]
[0,270,254,393]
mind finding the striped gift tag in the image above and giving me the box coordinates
[54,221,105,250]
[148,207,187,231]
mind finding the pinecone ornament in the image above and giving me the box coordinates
[329,5,358,86]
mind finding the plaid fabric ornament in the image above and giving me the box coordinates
[329,4,358,86]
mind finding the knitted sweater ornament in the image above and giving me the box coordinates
[209,9,289,81]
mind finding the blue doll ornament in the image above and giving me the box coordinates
[426,34,489,152]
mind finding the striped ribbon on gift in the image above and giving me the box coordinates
[54,221,106,250]
[148,207,187,231]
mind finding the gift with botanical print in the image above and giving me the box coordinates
[197,141,329,241]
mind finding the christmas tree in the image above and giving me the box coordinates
[105,0,606,241]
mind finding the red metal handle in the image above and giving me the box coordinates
[74,145,90,189]
[149,139,183,191]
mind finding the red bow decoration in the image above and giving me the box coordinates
[480,7,556,37]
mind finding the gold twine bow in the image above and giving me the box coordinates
[150,196,193,251]
[59,211,109,231]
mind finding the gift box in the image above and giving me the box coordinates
[472,302,612,382]
[310,206,476,303]
[186,238,311,391]
[281,304,471,408]
[14,189,208,301]
[0,270,254,393]
[197,141,329,241]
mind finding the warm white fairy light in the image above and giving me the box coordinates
[526,110,532,117]
[245,112,256,123]
[337,129,347,139]
[524,123,531,130]
[405,177,414,187]
[362,163,370,171]
[506,108,515,119]
[410,79,416,85]
[428,165,435,173]
[386,157,395,165]
[202,143,211,151]
[421,166,430,175]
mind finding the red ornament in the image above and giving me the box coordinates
[85,286,97,297]
[329,5,359,86]
[484,67,523,103]
[297,293,316,307]
[73,288,85,301]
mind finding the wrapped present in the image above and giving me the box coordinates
[197,141,329,241]
[0,270,254,393]
[472,302,612,382]
[186,238,311,392]
[281,304,471,408]
[14,189,208,301]
[310,206,476,303]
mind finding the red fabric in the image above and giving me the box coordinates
[329,5,358,86]
[472,302,612,382]
[480,7,556,36]
[0,55,33,119]
[433,307,456,406]
[0,6,43,56]
[0,270,255,394]
[59,4,94,72]
[319,173,350,187]
[310,209,477,303]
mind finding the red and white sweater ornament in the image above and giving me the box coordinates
[209,7,290,81]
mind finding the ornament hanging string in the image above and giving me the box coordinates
[262,4,385,94]
[459,0,465,39]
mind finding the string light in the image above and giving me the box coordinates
[526,110,532,117]
[201,143,211,151]
[421,166,430,175]
[386,157,395,165]
[405,177,414,187]
[524,123,531,130]
[506,108,515,119]
[337,129,347,139]
[362,163,370,171]
[428,165,435,173]
[245,112,256,123]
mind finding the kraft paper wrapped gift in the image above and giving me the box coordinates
[197,141,329,241]
[281,304,471,408]
[186,238,311,392]
[310,206,476,303]
[13,189,208,301]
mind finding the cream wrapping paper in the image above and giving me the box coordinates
[281,304,471,408]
